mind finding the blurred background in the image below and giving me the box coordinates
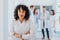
[0,0,60,40]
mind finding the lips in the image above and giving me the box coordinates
[21,15,23,17]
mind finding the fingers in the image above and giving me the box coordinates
[25,32,30,34]
[14,32,22,38]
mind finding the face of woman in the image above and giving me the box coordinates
[50,11,53,15]
[35,10,38,14]
[18,8,26,20]
[42,8,46,12]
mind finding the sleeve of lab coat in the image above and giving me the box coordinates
[53,16,56,27]
[39,11,43,20]
[47,11,50,20]
[22,20,35,40]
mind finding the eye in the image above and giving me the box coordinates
[19,10,21,12]
[23,11,26,13]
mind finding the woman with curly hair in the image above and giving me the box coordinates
[9,4,35,40]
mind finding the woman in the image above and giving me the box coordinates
[50,10,55,37]
[33,8,39,31]
[29,5,35,23]
[9,4,35,40]
[33,8,39,23]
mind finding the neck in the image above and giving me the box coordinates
[50,14,54,16]
[19,18,24,23]
[43,11,45,13]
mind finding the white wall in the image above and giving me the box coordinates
[0,0,3,40]
[3,0,8,40]
[14,0,56,6]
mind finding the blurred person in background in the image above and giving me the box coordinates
[29,5,35,23]
[33,8,39,31]
[50,10,55,37]
[40,6,50,40]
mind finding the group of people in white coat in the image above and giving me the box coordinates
[40,6,55,40]
[29,5,55,40]
[9,4,55,40]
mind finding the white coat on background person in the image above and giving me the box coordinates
[30,10,35,22]
[29,5,35,23]
[40,6,50,40]
[40,10,50,29]
[33,8,40,32]
[50,15,55,36]
[33,14,39,31]
[50,10,55,37]
[34,14,39,24]
[33,9,39,24]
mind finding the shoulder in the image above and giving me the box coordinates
[26,19,35,29]
[11,19,18,24]
[26,18,34,24]
[12,19,17,22]
[26,18,32,23]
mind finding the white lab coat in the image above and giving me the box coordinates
[33,14,39,32]
[34,14,39,24]
[30,10,35,23]
[50,15,55,36]
[9,19,35,40]
[40,11,50,29]
[50,15,55,28]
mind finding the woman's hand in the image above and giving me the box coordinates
[25,32,30,35]
[14,32,22,38]
[22,39,24,40]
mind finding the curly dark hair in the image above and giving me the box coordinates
[14,4,30,21]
